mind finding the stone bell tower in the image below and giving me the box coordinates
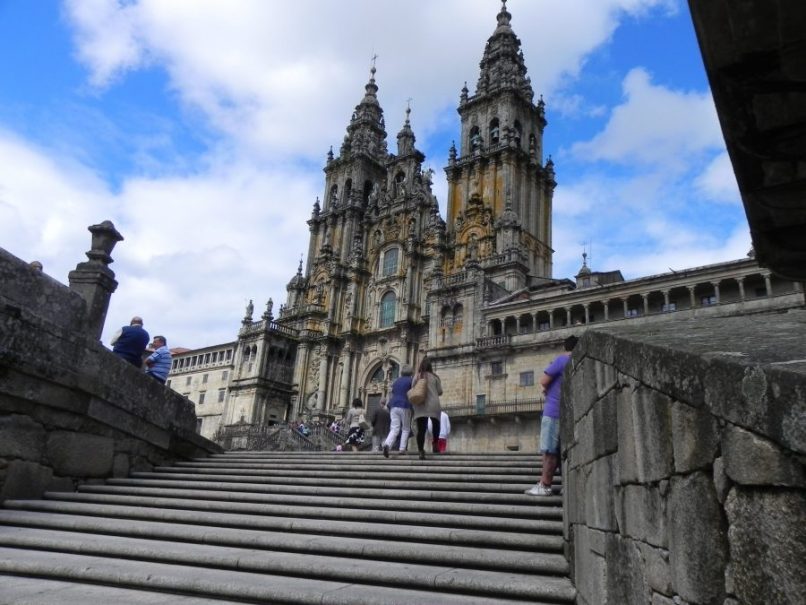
[444,0,556,290]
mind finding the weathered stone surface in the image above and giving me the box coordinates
[47,476,75,493]
[585,454,617,531]
[592,390,619,458]
[567,355,598,424]
[574,526,606,605]
[638,542,672,597]
[650,594,676,605]
[617,484,667,548]
[113,453,130,478]
[723,424,805,487]
[616,382,639,483]
[725,488,806,605]
[713,456,730,504]
[594,359,619,399]
[605,533,650,604]
[632,386,674,482]
[46,431,114,477]
[670,400,717,473]
[0,460,53,500]
[668,472,727,604]
[0,414,45,461]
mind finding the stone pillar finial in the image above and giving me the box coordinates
[68,220,123,340]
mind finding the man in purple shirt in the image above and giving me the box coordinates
[525,335,578,496]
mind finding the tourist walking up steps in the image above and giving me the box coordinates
[412,357,442,460]
[525,335,578,496]
[427,410,451,453]
[370,399,391,451]
[343,398,366,452]
[383,365,414,458]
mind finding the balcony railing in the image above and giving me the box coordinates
[446,398,543,418]
[477,334,512,349]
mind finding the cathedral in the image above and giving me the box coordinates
[277,1,554,420]
[167,2,803,443]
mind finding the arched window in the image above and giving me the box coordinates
[388,361,400,381]
[513,120,522,148]
[489,118,500,145]
[382,248,399,277]
[363,180,373,204]
[370,365,385,382]
[470,126,481,152]
[379,291,396,328]
[344,179,352,204]
[395,171,405,184]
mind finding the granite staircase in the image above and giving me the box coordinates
[0,452,574,604]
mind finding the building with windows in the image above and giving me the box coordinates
[172,2,804,445]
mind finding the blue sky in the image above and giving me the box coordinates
[0,0,748,349]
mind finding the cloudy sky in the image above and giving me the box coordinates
[0,0,749,350]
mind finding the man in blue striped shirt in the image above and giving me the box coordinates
[145,335,172,384]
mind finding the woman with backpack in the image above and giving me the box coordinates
[410,357,442,460]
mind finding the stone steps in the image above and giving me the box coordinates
[0,451,573,604]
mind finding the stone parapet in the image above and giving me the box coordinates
[563,311,806,605]
[0,245,221,502]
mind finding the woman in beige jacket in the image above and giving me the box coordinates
[411,357,442,460]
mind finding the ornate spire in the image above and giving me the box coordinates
[578,252,592,277]
[474,0,533,102]
[396,100,416,156]
[337,58,388,163]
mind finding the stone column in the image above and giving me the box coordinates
[565,307,572,326]
[602,301,609,321]
[68,220,123,340]
[712,282,721,304]
[764,273,772,296]
[737,277,746,301]
[548,309,554,329]
[317,346,328,411]
[642,294,649,315]
[663,290,670,311]
[688,286,697,308]
[623,299,629,317]
[583,304,590,324]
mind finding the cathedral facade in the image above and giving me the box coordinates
[277,2,554,421]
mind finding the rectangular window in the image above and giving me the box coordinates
[218,389,226,403]
[662,302,677,312]
[490,361,503,375]
[701,295,717,306]
[212,352,218,363]
[382,248,399,276]
[519,371,534,387]
[625,308,639,318]
[204,353,211,364]
[222,370,228,381]
[538,321,550,331]
[202,373,208,384]
[195,418,203,433]
[198,392,206,405]
[226,350,232,360]
[185,376,191,386]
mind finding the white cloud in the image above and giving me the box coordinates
[694,151,741,204]
[570,67,723,168]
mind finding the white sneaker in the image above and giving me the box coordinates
[524,483,553,496]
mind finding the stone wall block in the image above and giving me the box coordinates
[594,359,618,399]
[585,454,618,531]
[0,460,53,500]
[633,386,674,483]
[113,452,130,478]
[725,488,806,605]
[670,400,718,473]
[46,431,114,477]
[616,384,639,484]
[723,424,805,487]
[621,484,668,548]
[638,542,673,597]
[574,526,607,605]
[567,355,599,424]
[605,533,650,604]
[668,472,728,604]
[704,361,806,456]
[593,390,619,458]
[47,476,75,493]
[576,410,595,467]
[712,456,730,503]
[0,414,45,461]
